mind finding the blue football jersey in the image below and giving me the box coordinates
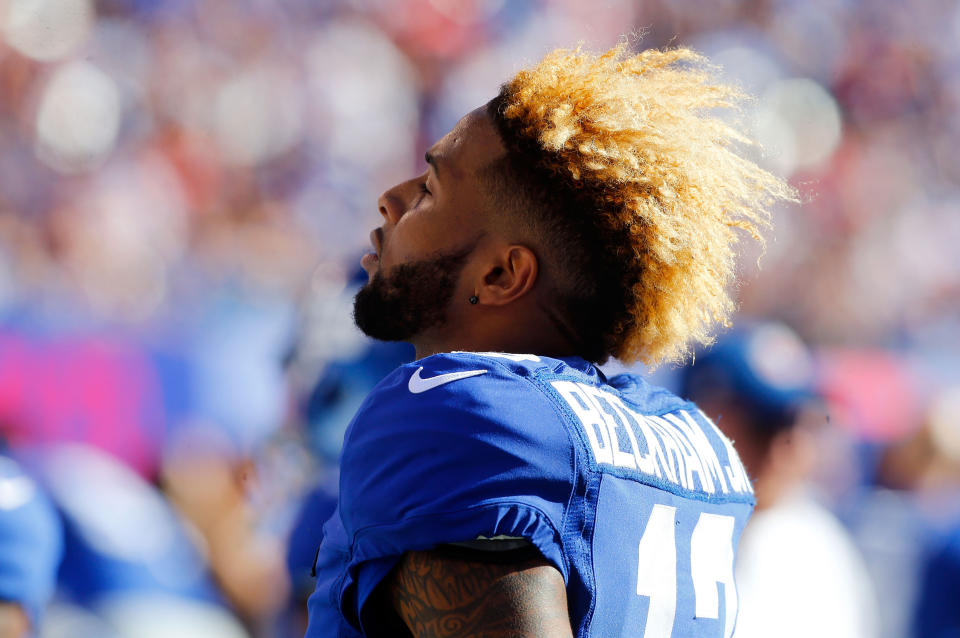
[305,352,755,637]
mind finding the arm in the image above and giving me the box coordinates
[386,549,574,638]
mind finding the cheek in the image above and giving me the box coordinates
[386,219,452,263]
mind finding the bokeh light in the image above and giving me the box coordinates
[34,60,122,173]
[754,77,843,175]
[212,64,305,166]
[304,18,419,180]
[1,0,94,61]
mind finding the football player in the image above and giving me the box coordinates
[305,44,796,638]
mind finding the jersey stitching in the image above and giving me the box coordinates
[582,472,604,637]
[441,352,592,617]
[517,371,580,583]
[526,366,606,638]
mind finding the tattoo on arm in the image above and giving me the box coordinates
[387,549,574,638]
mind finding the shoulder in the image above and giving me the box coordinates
[606,371,692,413]
[341,351,592,485]
[347,351,569,441]
[338,351,577,536]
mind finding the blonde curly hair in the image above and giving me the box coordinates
[487,43,797,367]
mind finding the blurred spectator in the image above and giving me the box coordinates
[0,452,62,638]
[916,527,960,638]
[29,443,252,638]
[681,322,878,638]
[280,332,413,636]
[818,347,943,638]
[838,383,960,638]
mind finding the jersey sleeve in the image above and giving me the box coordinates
[0,456,63,627]
[332,352,575,634]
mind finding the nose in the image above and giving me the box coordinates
[377,181,409,225]
[377,176,422,225]
[377,187,401,225]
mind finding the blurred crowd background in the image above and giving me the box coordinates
[0,0,958,636]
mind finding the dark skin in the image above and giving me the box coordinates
[361,106,576,637]
[385,552,573,638]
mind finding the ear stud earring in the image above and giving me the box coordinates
[468,295,479,305]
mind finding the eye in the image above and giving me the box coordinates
[414,181,431,207]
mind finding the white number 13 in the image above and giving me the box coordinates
[635,505,737,638]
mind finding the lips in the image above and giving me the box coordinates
[360,252,379,270]
[361,228,383,271]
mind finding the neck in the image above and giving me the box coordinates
[413,341,581,361]
[411,310,582,361]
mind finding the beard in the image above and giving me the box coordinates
[353,245,475,342]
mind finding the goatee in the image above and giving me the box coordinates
[353,246,474,342]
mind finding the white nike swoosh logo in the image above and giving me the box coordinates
[407,366,488,393]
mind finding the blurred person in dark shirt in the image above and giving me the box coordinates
[681,322,877,638]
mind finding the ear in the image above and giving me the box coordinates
[476,244,538,307]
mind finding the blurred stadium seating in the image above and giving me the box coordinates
[1,0,959,636]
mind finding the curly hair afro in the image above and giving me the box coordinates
[486,43,797,367]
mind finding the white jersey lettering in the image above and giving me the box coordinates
[550,381,752,496]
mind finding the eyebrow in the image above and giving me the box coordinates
[424,151,441,177]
